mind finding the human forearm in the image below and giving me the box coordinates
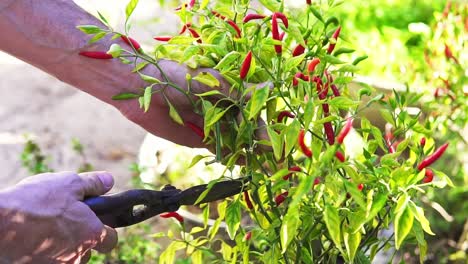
[0,0,151,104]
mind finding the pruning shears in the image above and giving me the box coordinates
[84,177,249,228]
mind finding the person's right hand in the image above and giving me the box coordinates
[0,171,118,264]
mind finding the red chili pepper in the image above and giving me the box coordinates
[313,77,334,145]
[444,43,459,64]
[154,36,173,41]
[298,129,312,158]
[417,143,449,171]
[274,12,289,28]
[327,26,341,54]
[271,13,282,54]
[420,137,426,148]
[188,28,202,43]
[179,23,192,34]
[331,84,340,97]
[227,20,241,38]
[385,133,395,153]
[189,0,196,8]
[277,111,295,123]
[211,10,226,20]
[357,183,364,191]
[293,72,309,86]
[442,1,452,18]
[240,51,253,80]
[422,169,434,183]
[335,151,345,162]
[79,51,113,59]
[243,14,266,23]
[160,211,184,223]
[185,121,205,138]
[293,72,303,86]
[243,191,253,210]
[324,122,335,145]
[336,118,353,145]
[275,191,288,205]
[314,177,321,186]
[120,36,142,53]
[244,231,252,241]
[307,58,321,73]
[284,166,301,180]
[279,32,286,41]
[292,43,306,57]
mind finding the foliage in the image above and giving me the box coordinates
[77,0,463,263]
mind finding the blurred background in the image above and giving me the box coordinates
[0,0,466,263]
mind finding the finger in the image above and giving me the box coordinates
[93,226,118,253]
[80,250,92,264]
[78,171,114,197]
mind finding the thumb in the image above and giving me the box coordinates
[78,171,114,197]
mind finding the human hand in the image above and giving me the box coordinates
[115,60,270,150]
[0,171,118,264]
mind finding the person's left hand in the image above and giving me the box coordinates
[115,59,270,150]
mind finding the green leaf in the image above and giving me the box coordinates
[333,48,355,56]
[266,126,283,161]
[225,200,241,240]
[379,109,395,126]
[214,51,241,71]
[206,106,233,127]
[248,85,270,119]
[112,92,140,100]
[329,97,359,109]
[395,205,414,249]
[97,11,109,25]
[132,61,149,73]
[167,99,184,125]
[188,154,208,168]
[195,90,223,97]
[258,0,280,12]
[324,204,343,251]
[280,205,301,253]
[395,193,409,213]
[125,0,139,20]
[284,119,301,156]
[143,86,152,112]
[344,181,366,208]
[352,55,368,66]
[139,73,162,84]
[283,54,306,72]
[77,25,104,34]
[409,202,435,235]
[107,43,122,58]
[323,54,346,64]
[366,192,387,222]
[309,7,324,22]
[344,231,361,262]
[193,72,220,88]
[182,46,201,62]
[270,168,291,181]
[88,31,107,44]
[303,100,315,128]
[412,221,428,264]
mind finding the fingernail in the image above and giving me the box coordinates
[98,172,114,189]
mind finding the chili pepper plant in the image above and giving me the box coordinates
[78,0,454,263]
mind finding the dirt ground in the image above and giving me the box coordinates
[0,0,178,190]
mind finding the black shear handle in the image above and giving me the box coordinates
[83,189,179,228]
[84,189,151,215]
